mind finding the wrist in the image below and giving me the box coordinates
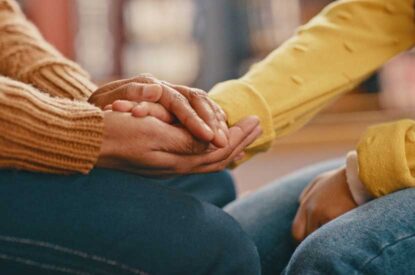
[345,151,373,205]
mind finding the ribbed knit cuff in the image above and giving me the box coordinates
[0,2,97,101]
[210,80,275,150]
[0,77,103,174]
[21,61,98,100]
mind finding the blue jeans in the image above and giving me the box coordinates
[227,159,415,275]
[0,169,260,275]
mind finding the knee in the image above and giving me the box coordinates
[284,224,357,274]
[190,200,261,275]
[210,170,236,207]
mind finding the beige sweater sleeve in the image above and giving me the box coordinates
[0,76,103,174]
[0,0,104,174]
[0,0,97,100]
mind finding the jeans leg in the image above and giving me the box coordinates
[284,186,415,275]
[153,170,236,207]
[226,159,345,275]
[0,169,259,275]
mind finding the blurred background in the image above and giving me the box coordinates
[18,0,415,194]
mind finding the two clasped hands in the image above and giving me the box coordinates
[88,74,262,177]
[87,75,358,243]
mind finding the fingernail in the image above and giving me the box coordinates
[254,126,263,136]
[246,116,260,127]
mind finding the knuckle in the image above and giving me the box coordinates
[172,93,188,105]
[189,88,207,99]
[125,83,143,98]
[134,73,156,83]
[193,88,207,95]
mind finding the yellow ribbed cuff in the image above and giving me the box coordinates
[357,119,415,197]
[210,80,275,152]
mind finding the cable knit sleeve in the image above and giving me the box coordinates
[0,76,103,174]
[0,0,97,100]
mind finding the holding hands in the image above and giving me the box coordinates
[88,75,261,176]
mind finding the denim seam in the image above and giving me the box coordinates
[0,252,90,274]
[359,233,415,272]
[0,235,148,275]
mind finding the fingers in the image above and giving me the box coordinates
[299,178,319,202]
[152,116,260,175]
[111,100,136,112]
[90,74,158,101]
[190,90,228,147]
[109,100,174,124]
[157,85,215,142]
[156,123,211,155]
[131,102,174,124]
[306,210,321,238]
[90,83,163,108]
[234,152,246,162]
[91,76,222,144]
[292,204,307,243]
[164,83,229,148]
[179,116,260,174]
[192,125,261,173]
[191,116,260,166]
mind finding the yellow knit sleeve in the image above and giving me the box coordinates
[357,120,415,197]
[210,0,415,160]
[0,0,97,100]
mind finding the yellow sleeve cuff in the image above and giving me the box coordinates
[357,119,415,197]
[209,79,275,151]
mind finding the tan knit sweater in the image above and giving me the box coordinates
[0,0,104,174]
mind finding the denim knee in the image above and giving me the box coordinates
[209,170,236,206]
[283,223,360,275]
[193,201,261,275]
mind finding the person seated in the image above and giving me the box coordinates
[112,0,415,274]
[0,0,262,274]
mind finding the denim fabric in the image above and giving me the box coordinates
[228,159,415,275]
[285,185,415,275]
[226,159,344,275]
[0,169,260,275]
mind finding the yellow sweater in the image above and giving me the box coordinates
[210,0,415,197]
[0,0,103,174]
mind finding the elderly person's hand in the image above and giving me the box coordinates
[97,111,261,176]
[291,167,358,243]
[89,75,229,148]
